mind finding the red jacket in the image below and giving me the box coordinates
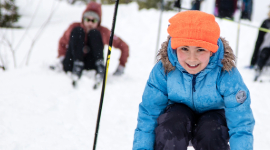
[58,2,129,66]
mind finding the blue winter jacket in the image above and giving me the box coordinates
[133,38,255,150]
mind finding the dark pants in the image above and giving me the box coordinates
[155,103,230,150]
[63,27,104,72]
[218,10,234,19]
[257,48,270,71]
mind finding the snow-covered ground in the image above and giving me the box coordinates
[1,0,270,149]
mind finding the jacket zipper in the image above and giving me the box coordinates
[192,75,197,111]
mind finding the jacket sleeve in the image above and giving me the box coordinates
[133,61,168,150]
[58,27,70,58]
[218,68,255,150]
[100,26,129,66]
[111,35,129,66]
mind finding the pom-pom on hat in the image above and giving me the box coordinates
[167,11,220,53]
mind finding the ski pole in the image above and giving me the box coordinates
[154,0,164,63]
[235,0,243,65]
[176,7,270,33]
[222,18,270,33]
[92,0,119,149]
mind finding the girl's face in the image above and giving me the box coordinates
[176,46,212,74]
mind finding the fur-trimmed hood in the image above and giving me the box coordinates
[157,35,236,73]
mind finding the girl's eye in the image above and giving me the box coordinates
[198,48,205,52]
[181,47,188,51]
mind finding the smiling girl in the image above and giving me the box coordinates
[133,11,255,150]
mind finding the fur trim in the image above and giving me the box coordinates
[157,36,236,73]
[157,35,175,73]
[220,37,236,71]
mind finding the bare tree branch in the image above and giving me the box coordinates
[0,42,6,71]
[2,35,17,68]
[0,0,42,69]
[25,0,60,65]
[0,0,62,69]
[14,0,42,50]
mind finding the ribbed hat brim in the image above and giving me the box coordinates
[171,38,218,53]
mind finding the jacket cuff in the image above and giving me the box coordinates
[229,133,253,150]
[133,129,155,150]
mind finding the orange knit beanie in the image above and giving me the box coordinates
[167,10,220,53]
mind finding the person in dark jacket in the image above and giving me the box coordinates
[191,0,203,11]
[56,2,129,86]
[214,0,237,20]
[250,10,270,81]
[241,0,253,20]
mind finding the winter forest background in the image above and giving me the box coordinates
[1,0,270,149]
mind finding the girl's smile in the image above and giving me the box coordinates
[176,46,212,74]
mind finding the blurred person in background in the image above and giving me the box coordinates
[241,0,253,21]
[249,8,270,81]
[55,2,129,86]
[214,0,237,20]
[191,0,204,10]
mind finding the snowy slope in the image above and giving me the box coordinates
[1,0,270,149]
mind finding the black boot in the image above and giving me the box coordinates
[72,60,84,87]
[95,59,105,76]
[93,59,105,89]
[254,66,262,82]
